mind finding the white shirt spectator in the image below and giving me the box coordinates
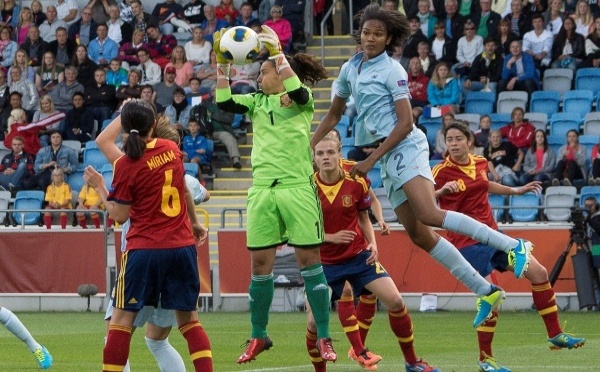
[431,38,445,60]
[523,28,554,66]
[137,60,161,85]
[184,40,212,66]
[457,35,484,64]
[39,19,68,43]
[56,0,80,27]
[107,18,123,44]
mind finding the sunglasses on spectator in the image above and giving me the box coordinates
[271,10,282,13]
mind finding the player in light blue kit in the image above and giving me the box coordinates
[311,3,534,334]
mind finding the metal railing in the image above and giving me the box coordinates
[320,0,354,64]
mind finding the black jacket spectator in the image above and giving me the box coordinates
[404,30,428,59]
[68,19,98,44]
[551,31,585,64]
[494,31,519,58]
[504,12,532,38]
[442,13,466,40]
[470,11,502,38]
[183,0,206,24]
[84,83,116,110]
[20,38,48,67]
[64,105,95,143]
[47,38,77,66]
[468,52,503,83]
[428,34,457,65]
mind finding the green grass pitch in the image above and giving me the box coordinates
[0,310,597,371]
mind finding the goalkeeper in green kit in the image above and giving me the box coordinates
[213,26,336,364]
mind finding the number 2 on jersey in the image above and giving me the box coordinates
[161,169,181,217]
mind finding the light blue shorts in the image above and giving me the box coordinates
[104,296,177,328]
[381,126,434,209]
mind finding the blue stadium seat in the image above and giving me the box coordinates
[563,90,594,117]
[373,187,397,223]
[101,119,112,131]
[509,192,540,222]
[367,165,382,189]
[578,135,598,162]
[334,115,351,138]
[575,68,600,98]
[530,91,560,117]
[83,147,108,169]
[12,190,44,225]
[418,116,442,147]
[488,194,506,222]
[544,186,577,221]
[489,113,511,131]
[549,113,582,138]
[341,145,353,159]
[84,140,98,150]
[183,162,199,177]
[101,169,113,189]
[546,134,564,155]
[464,91,495,115]
[67,171,86,194]
[580,186,600,207]
[429,159,442,168]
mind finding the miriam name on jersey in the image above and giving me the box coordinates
[108,138,195,250]
[432,154,496,249]
[315,171,371,265]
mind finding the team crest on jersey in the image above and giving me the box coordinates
[280,93,292,107]
[342,195,353,207]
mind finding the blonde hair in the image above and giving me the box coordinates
[40,95,56,112]
[51,167,65,178]
[430,62,452,88]
[153,114,180,144]
[573,0,593,26]
[170,45,188,64]
[18,7,31,27]
[7,108,25,129]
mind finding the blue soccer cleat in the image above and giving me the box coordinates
[478,356,511,372]
[508,239,533,279]
[548,332,586,350]
[474,286,506,327]
[405,358,441,372]
[33,345,53,369]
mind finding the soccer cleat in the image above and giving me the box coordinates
[348,347,382,370]
[474,286,506,327]
[316,338,337,362]
[33,345,53,369]
[478,356,511,372]
[548,332,586,350]
[508,239,533,279]
[236,337,273,364]
[405,358,441,372]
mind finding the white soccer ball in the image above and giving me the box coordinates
[219,26,261,65]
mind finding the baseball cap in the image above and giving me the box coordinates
[165,66,176,74]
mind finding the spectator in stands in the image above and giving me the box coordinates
[56,0,80,27]
[416,0,438,38]
[67,7,97,47]
[9,66,39,114]
[258,0,274,23]
[494,18,519,58]
[426,62,460,114]
[87,23,119,68]
[408,57,429,121]
[43,167,71,229]
[0,27,18,69]
[164,87,192,134]
[391,44,410,71]
[139,84,156,107]
[216,0,239,25]
[135,48,161,85]
[87,0,113,25]
[453,20,484,77]
[463,37,502,97]
[0,0,19,29]
[572,0,595,37]
[498,40,539,96]
[0,70,9,140]
[4,108,42,155]
[186,76,204,103]
[182,119,211,169]
[0,91,23,139]
[522,13,554,71]
[471,0,501,38]
[183,0,206,27]
[21,26,47,67]
[39,6,68,43]
[485,129,523,187]
[416,41,436,77]
[165,46,194,88]
[551,17,585,72]
[440,0,466,40]
[33,95,66,146]
[500,107,535,152]
[49,65,84,112]
[519,129,556,185]
[403,16,428,59]
[128,0,158,43]
[30,0,46,27]
[26,130,78,191]
[105,58,128,89]
[185,26,211,73]
[118,0,133,23]
[64,91,94,143]
[0,135,34,191]
[47,27,76,68]
[543,0,566,36]
[589,140,600,185]
[312,0,332,35]
[428,21,457,65]
[552,130,587,186]
[107,4,131,45]
[230,61,259,94]
[8,50,36,85]
[84,67,116,127]
[196,50,217,95]
[152,0,192,35]
[14,7,33,46]
[36,51,64,96]
[72,44,97,88]
[200,4,228,44]
[583,16,600,67]
[504,0,532,38]
[118,28,148,68]
[235,2,258,27]
[115,68,142,105]
[263,5,292,52]
[145,24,177,70]
[76,180,107,228]
[153,67,179,112]
[275,0,306,50]
[474,114,492,148]
[432,113,454,159]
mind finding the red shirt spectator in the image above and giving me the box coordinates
[499,107,535,150]
[215,0,239,25]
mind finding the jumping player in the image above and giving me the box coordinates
[213,26,337,364]
[433,121,585,372]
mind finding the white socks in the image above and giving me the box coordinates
[442,211,518,253]
[145,337,186,372]
[0,307,41,352]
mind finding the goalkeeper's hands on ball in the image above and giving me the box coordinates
[213,28,230,78]
[259,25,290,73]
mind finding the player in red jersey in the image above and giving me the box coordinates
[83,99,213,372]
[433,121,585,372]
[306,132,440,372]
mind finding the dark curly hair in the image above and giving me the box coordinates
[353,3,410,54]
[265,53,328,86]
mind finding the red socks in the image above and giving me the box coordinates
[103,324,132,372]
[179,321,213,372]
[306,328,326,372]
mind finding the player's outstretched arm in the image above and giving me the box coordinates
[96,115,125,164]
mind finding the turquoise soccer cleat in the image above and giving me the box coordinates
[474,286,506,327]
[478,356,511,372]
[33,345,53,369]
[508,239,533,279]
[548,332,586,350]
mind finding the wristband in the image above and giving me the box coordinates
[269,53,290,73]
[216,63,230,80]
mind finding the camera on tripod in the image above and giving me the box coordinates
[570,207,588,236]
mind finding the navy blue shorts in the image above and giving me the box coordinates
[323,251,390,301]
[460,243,509,278]
[114,245,200,312]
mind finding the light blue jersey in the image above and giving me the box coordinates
[335,51,411,146]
